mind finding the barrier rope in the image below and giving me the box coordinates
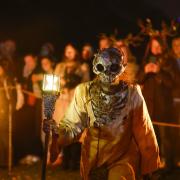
[1,86,180,128]
[0,86,41,98]
[152,121,180,128]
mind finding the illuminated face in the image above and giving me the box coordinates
[93,48,125,84]
[41,58,53,73]
[99,38,110,50]
[151,39,162,55]
[82,45,92,60]
[172,38,180,58]
[115,40,124,49]
[115,40,128,64]
[24,55,36,70]
[64,45,77,61]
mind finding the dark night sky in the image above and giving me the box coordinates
[0,0,179,54]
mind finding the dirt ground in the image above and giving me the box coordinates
[0,163,80,180]
[0,163,180,180]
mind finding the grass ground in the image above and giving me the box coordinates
[0,163,80,180]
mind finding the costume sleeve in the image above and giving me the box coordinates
[132,85,160,175]
[58,84,88,146]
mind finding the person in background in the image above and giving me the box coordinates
[41,56,55,74]
[32,56,55,83]
[0,40,16,62]
[55,43,90,88]
[165,36,180,167]
[14,54,42,164]
[53,43,90,169]
[169,37,180,123]
[39,43,58,64]
[31,56,55,161]
[0,63,24,167]
[114,39,139,82]
[99,34,113,50]
[136,36,175,171]
[81,43,94,80]
[22,54,42,103]
[0,40,18,79]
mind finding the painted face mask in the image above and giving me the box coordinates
[93,48,126,84]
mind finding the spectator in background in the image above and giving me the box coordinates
[114,40,136,64]
[31,56,55,157]
[0,40,23,82]
[53,43,90,169]
[31,56,55,84]
[165,36,180,167]
[41,56,54,74]
[0,40,16,61]
[114,39,139,82]
[14,54,42,164]
[55,43,89,85]
[170,37,180,122]
[136,36,175,170]
[0,63,14,167]
[81,43,94,80]
[22,54,42,100]
[0,63,24,167]
[39,43,58,64]
[99,34,113,50]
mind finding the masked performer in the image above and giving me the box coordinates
[45,47,160,179]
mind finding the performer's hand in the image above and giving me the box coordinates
[43,119,51,133]
[43,119,59,134]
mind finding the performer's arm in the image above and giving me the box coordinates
[49,84,88,162]
[57,84,88,145]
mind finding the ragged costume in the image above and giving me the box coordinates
[52,48,160,180]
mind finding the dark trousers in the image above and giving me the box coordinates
[62,142,81,170]
[13,100,42,164]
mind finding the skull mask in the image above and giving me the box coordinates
[93,47,126,84]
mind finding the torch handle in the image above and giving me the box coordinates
[41,93,60,180]
[41,131,50,180]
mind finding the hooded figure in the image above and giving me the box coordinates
[46,48,160,179]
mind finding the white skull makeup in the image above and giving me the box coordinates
[93,48,126,84]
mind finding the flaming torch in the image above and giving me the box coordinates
[41,74,60,180]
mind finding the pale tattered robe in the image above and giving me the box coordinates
[56,82,160,180]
